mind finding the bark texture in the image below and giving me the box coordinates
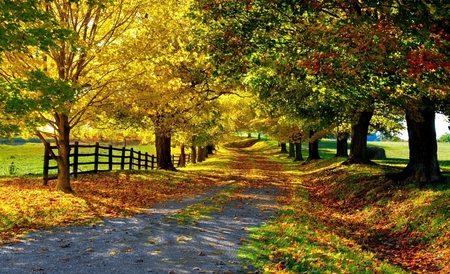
[399,109,445,185]
[179,143,186,167]
[280,142,288,153]
[155,129,175,170]
[294,142,304,162]
[55,113,73,193]
[345,110,374,164]
[307,130,321,160]
[190,145,197,164]
[336,132,349,157]
[288,142,295,158]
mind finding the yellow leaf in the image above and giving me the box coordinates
[176,235,192,242]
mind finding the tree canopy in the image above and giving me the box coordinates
[1,0,449,187]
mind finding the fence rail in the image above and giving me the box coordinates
[43,142,189,184]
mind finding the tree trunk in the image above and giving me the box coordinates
[55,113,73,193]
[398,108,445,186]
[247,133,252,138]
[155,129,175,170]
[336,132,349,157]
[197,146,204,162]
[294,142,304,162]
[307,130,321,160]
[288,142,295,158]
[190,145,197,164]
[345,110,374,164]
[280,142,288,153]
[179,143,186,167]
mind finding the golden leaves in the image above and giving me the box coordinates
[0,170,221,245]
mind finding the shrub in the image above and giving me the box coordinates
[438,133,450,143]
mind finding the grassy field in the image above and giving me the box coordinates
[0,142,176,177]
[272,138,450,170]
[2,139,450,177]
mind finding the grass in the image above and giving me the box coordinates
[238,139,450,273]
[2,138,450,177]
[1,138,449,273]
[0,142,179,177]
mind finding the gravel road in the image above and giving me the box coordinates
[0,184,280,274]
[1,146,288,274]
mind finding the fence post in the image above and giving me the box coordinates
[145,152,149,170]
[121,147,126,170]
[108,145,113,171]
[43,145,50,185]
[129,148,134,170]
[73,142,79,180]
[94,142,99,173]
[138,151,142,170]
[151,155,155,169]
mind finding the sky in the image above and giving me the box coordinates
[398,113,449,140]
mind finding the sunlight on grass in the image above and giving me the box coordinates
[238,139,450,273]
[1,137,449,272]
[240,199,409,273]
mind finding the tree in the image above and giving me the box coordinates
[192,0,450,185]
[0,0,71,57]
[0,0,72,138]
[2,0,149,192]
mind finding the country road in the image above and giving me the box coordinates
[0,146,291,274]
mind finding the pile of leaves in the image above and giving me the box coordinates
[0,170,224,245]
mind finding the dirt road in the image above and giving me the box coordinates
[0,146,291,274]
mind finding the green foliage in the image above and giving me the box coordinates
[191,0,450,141]
[3,70,76,114]
[0,0,72,57]
[438,133,450,143]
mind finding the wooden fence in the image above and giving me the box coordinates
[43,142,189,184]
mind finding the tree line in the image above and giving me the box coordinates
[190,0,450,186]
[1,0,449,192]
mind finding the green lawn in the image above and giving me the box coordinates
[316,139,450,171]
[2,138,450,177]
[0,142,161,176]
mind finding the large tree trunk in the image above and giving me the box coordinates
[55,113,73,193]
[155,129,175,170]
[288,142,295,158]
[345,110,373,164]
[294,141,304,162]
[336,132,349,157]
[399,108,445,185]
[307,130,321,160]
